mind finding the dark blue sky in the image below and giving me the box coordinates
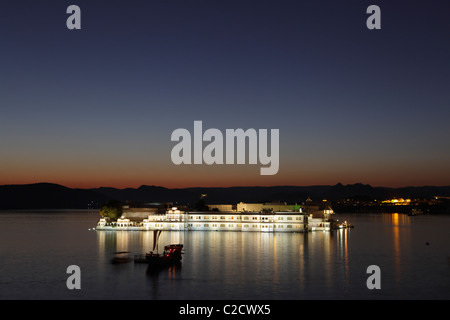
[1,1,449,188]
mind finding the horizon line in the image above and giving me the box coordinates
[2,181,450,190]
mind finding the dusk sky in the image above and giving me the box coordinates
[1,1,449,189]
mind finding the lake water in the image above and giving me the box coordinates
[1,210,450,300]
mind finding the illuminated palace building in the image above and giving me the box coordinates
[96,202,335,233]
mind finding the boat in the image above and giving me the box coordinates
[146,244,183,265]
[133,230,184,270]
[333,220,354,229]
[111,251,131,264]
[135,244,183,270]
[408,208,423,216]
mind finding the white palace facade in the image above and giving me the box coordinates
[96,206,334,233]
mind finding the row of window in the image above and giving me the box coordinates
[186,216,303,221]
[114,223,303,229]
[186,223,303,229]
[148,215,305,222]
[188,216,238,220]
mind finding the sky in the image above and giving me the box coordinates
[1,0,449,189]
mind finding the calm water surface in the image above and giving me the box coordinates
[1,210,449,300]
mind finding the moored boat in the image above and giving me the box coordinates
[333,220,354,229]
[111,251,131,264]
[135,244,184,271]
[409,208,423,216]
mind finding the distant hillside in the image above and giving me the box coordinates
[1,182,450,209]
[91,184,450,204]
[0,183,110,209]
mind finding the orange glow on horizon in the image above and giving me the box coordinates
[1,161,449,189]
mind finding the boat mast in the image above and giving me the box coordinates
[153,230,162,253]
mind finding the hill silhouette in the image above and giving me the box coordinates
[1,182,450,209]
[0,183,109,209]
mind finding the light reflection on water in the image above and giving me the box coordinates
[1,211,449,299]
